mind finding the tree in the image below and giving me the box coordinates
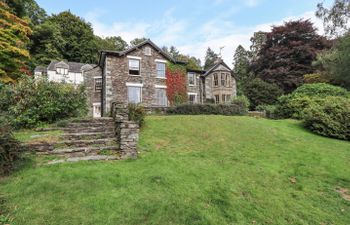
[204,47,219,70]
[316,34,350,89]
[163,46,202,70]
[316,0,350,36]
[130,37,147,46]
[4,0,47,26]
[233,45,250,82]
[250,31,267,60]
[0,2,32,83]
[95,36,128,51]
[243,78,283,109]
[252,20,330,93]
[48,11,97,63]
[29,21,65,65]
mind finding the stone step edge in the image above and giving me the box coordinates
[60,131,115,137]
[56,138,117,145]
[48,155,118,165]
[48,146,119,154]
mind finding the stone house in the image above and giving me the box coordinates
[84,39,237,117]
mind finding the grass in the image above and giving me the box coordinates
[1,115,350,225]
[14,129,63,143]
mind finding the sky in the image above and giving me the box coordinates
[36,0,333,67]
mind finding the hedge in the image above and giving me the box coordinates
[167,103,248,115]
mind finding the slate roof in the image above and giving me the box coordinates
[203,59,232,76]
[99,39,177,65]
[47,61,96,73]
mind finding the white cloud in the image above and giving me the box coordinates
[85,9,325,68]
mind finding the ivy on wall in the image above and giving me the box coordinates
[166,63,187,106]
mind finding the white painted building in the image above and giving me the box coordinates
[34,61,95,85]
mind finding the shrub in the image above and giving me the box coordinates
[292,83,349,97]
[303,73,330,84]
[167,103,248,116]
[256,105,277,119]
[303,96,350,140]
[128,104,146,126]
[0,118,23,176]
[0,78,88,129]
[274,83,349,119]
[231,95,250,110]
[243,78,283,110]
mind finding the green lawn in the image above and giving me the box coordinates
[1,116,350,225]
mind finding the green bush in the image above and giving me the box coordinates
[243,78,283,110]
[303,96,350,140]
[0,78,88,129]
[128,104,146,126]
[275,83,349,119]
[256,105,277,119]
[231,95,250,110]
[0,117,23,176]
[167,102,248,116]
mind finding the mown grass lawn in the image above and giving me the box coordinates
[1,116,350,225]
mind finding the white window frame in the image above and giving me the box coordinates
[94,76,102,92]
[156,62,166,78]
[188,92,197,104]
[126,83,143,104]
[128,57,141,76]
[155,86,168,106]
[188,73,196,86]
[56,67,68,75]
[92,102,101,118]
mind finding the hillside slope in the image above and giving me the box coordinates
[1,116,350,225]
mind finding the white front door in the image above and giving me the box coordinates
[93,103,101,118]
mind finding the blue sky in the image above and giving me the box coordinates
[36,0,332,66]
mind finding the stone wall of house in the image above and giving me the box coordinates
[84,66,103,117]
[105,43,169,113]
[204,69,236,103]
[187,71,202,103]
[113,103,139,159]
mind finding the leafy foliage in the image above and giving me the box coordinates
[163,46,202,70]
[95,35,128,52]
[167,103,248,115]
[252,20,331,93]
[315,34,350,89]
[233,45,251,82]
[130,37,147,46]
[303,96,350,140]
[0,78,88,128]
[204,47,219,70]
[165,63,187,106]
[316,0,350,36]
[274,83,349,119]
[0,119,23,176]
[0,2,32,83]
[47,11,97,63]
[303,73,330,84]
[3,0,47,25]
[243,78,283,109]
[127,103,146,126]
[231,95,250,110]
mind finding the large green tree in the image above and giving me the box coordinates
[204,47,219,70]
[95,36,128,52]
[252,20,330,93]
[3,0,46,26]
[0,2,32,83]
[130,37,147,46]
[48,11,97,63]
[163,46,202,70]
[29,21,65,65]
[316,0,350,36]
[233,45,250,82]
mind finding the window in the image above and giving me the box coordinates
[213,73,219,87]
[226,74,230,87]
[188,94,197,104]
[188,73,195,86]
[222,94,226,103]
[56,67,68,75]
[128,86,142,103]
[155,88,167,106]
[129,59,140,75]
[221,73,226,86]
[93,103,101,118]
[144,47,152,56]
[226,95,231,102]
[215,95,220,104]
[156,62,166,78]
[94,78,102,91]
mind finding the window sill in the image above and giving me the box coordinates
[129,74,141,77]
[189,84,196,87]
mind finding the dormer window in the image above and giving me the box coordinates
[56,67,68,75]
[144,47,152,56]
[129,59,140,75]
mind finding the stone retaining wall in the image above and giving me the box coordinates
[113,103,140,159]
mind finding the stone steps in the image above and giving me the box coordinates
[28,117,121,162]
[48,155,119,165]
